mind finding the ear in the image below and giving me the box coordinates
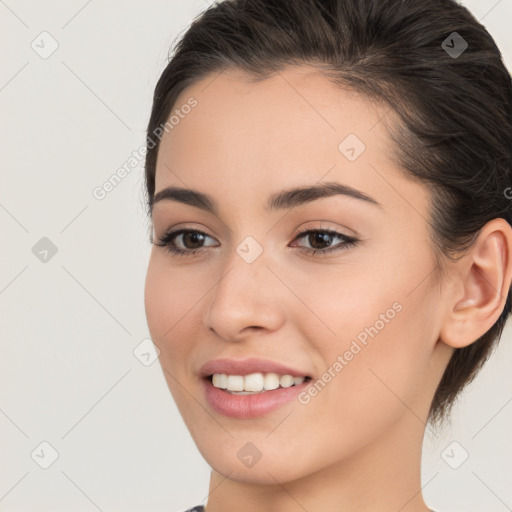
[440,218,512,349]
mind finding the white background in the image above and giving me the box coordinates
[0,1,511,511]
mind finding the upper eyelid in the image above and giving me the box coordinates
[163,226,355,246]
[157,219,356,237]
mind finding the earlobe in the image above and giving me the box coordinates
[440,218,512,349]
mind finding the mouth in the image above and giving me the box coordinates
[199,357,315,418]
[206,372,313,395]
[202,372,313,419]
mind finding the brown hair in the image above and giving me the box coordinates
[143,0,512,425]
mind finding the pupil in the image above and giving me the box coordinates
[311,232,331,249]
[185,232,203,249]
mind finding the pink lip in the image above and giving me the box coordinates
[202,378,311,419]
[199,357,311,378]
[199,357,313,419]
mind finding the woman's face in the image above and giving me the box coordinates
[144,65,453,484]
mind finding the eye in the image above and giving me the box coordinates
[291,228,359,257]
[154,228,218,257]
[154,227,360,258]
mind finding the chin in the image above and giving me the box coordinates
[193,435,330,485]
[207,456,311,485]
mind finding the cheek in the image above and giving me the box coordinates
[144,257,170,347]
[144,254,200,370]
[144,255,204,414]
[328,310,429,411]
[290,252,436,427]
[145,253,205,342]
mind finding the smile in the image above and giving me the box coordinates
[203,374,312,419]
[211,372,308,393]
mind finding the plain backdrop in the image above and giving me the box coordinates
[0,1,511,511]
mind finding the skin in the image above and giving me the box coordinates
[144,65,512,512]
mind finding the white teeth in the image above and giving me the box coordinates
[244,372,264,392]
[264,372,280,390]
[210,372,308,392]
[212,373,227,389]
[226,375,244,391]
[279,375,295,388]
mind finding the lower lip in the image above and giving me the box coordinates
[202,377,311,419]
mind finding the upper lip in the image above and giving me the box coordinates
[199,357,312,378]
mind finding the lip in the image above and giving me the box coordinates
[199,357,313,419]
[202,377,311,419]
[199,357,312,379]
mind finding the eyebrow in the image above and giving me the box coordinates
[151,181,381,214]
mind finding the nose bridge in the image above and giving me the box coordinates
[204,232,283,338]
[214,232,273,305]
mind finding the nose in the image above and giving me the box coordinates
[204,242,285,342]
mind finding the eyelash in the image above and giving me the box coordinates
[154,227,360,258]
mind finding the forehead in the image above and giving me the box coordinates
[154,65,424,217]
[157,65,381,170]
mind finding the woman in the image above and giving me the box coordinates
[143,0,512,510]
